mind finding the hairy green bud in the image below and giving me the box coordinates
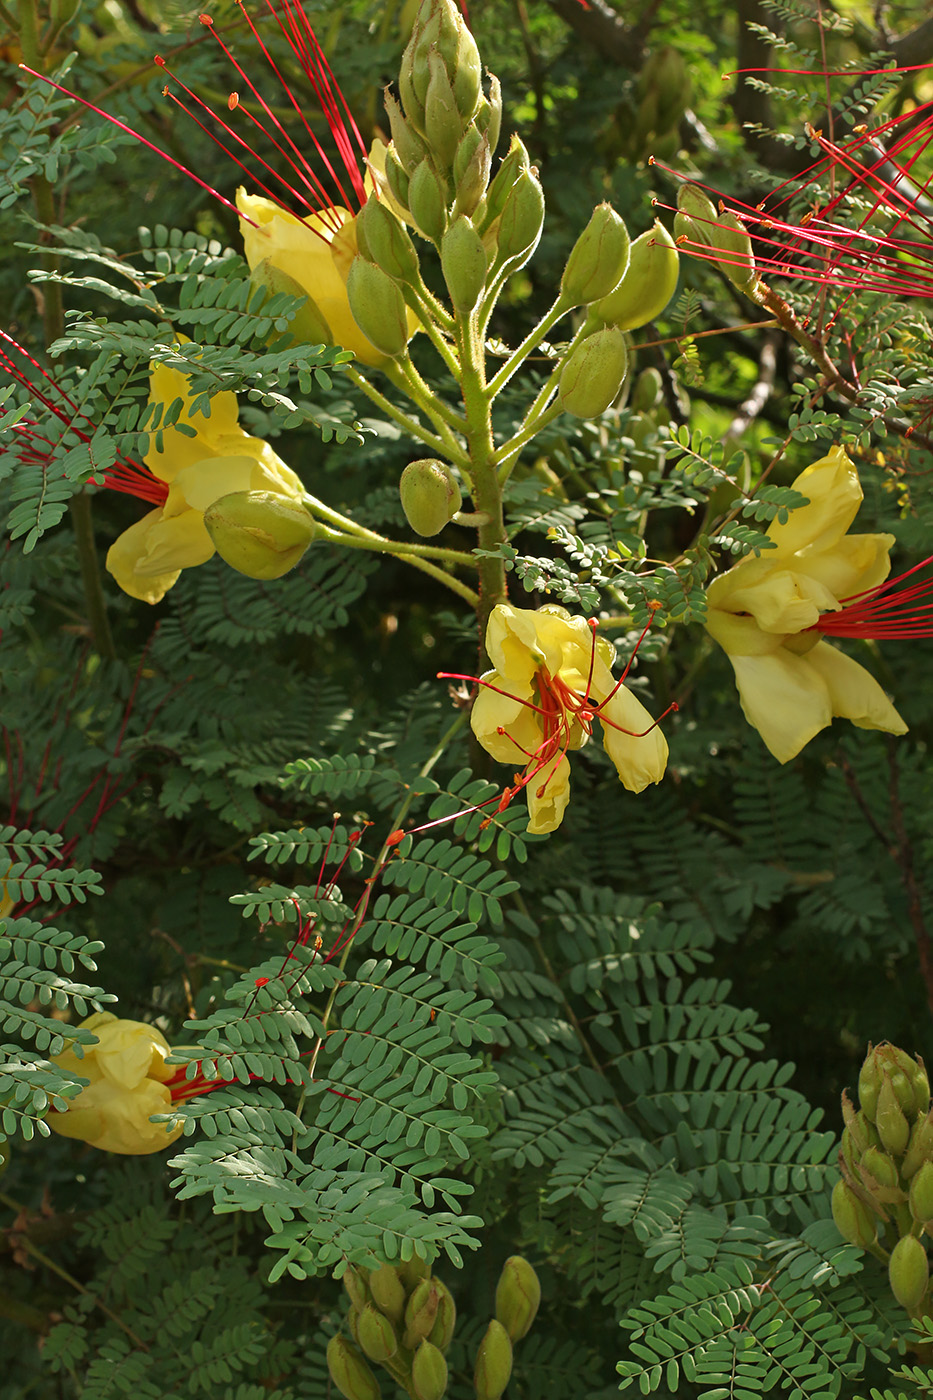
[441,216,488,312]
[384,147,411,214]
[715,209,759,295]
[903,1110,933,1179]
[346,258,411,358]
[397,1250,432,1292]
[424,49,462,169]
[408,159,448,242]
[858,1043,883,1121]
[481,135,529,230]
[492,164,545,272]
[400,459,463,536]
[356,198,421,285]
[474,1319,513,1400]
[859,1145,901,1193]
[889,1234,930,1312]
[475,74,502,157]
[910,1161,933,1227]
[385,90,429,174]
[402,1277,440,1350]
[326,1336,381,1400]
[427,1277,456,1351]
[675,182,718,243]
[369,1264,406,1326]
[494,1256,541,1342]
[453,128,491,216]
[630,366,664,415]
[558,327,630,419]
[876,1073,911,1157]
[204,491,315,580]
[831,1180,878,1249]
[357,1303,398,1364]
[561,204,631,307]
[410,1339,448,1400]
[589,221,679,332]
[910,1056,930,1118]
[343,1265,370,1314]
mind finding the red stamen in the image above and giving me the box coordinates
[813,557,933,639]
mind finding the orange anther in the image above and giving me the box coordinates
[154,54,166,65]
[199,12,214,23]
[228,92,239,110]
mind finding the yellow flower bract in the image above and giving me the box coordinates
[706,444,907,762]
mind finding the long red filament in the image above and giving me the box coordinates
[814,557,933,639]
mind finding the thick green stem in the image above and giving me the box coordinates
[456,305,507,638]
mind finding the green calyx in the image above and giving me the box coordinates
[203,492,316,580]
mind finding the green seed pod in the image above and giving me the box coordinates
[561,203,631,307]
[902,1110,933,1179]
[368,1264,406,1326]
[910,1161,933,1226]
[441,216,487,312]
[357,1303,398,1364]
[558,327,630,419]
[427,1277,456,1352]
[410,1339,448,1400]
[343,1265,370,1314]
[400,459,463,536]
[385,90,429,174]
[408,158,448,242]
[248,258,332,347]
[356,197,421,285]
[402,1277,440,1350]
[494,1256,541,1342]
[424,49,462,169]
[326,1335,381,1400]
[876,1073,911,1157]
[204,491,316,580]
[831,1180,878,1248]
[858,1043,882,1121]
[346,257,411,358]
[889,1234,930,1312]
[590,221,680,332]
[474,1318,513,1400]
[397,1250,432,1292]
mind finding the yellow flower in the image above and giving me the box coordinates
[706,445,907,762]
[469,604,669,834]
[105,360,305,604]
[237,185,418,369]
[47,1012,183,1156]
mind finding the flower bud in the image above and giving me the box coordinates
[902,1110,933,1179]
[344,1265,370,1313]
[204,491,316,580]
[561,204,631,307]
[859,1145,902,1198]
[494,1256,541,1342]
[402,1277,439,1349]
[427,1277,456,1351]
[910,1056,930,1118]
[369,1264,406,1326]
[480,136,529,231]
[408,159,448,242]
[441,216,487,312]
[474,1319,513,1400]
[410,1339,448,1400]
[424,49,462,169]
[450,23,482,122]
[630,366,664,414]
[858,1043,883,1121]
[910,1161,933,1227]
[558,327,630,419]
[397,1250,432,1292]
[831,1180,878,1249]
[357,1302,398,1364]
[453,128,491,216]
[346,257,411,358]
[326,1335,381,1400]
[675,182,718,244]
[715,209,759,295]
[248,258,332,347]
[589,222,679,332]
[400,459,463,536]
[356,197,421,285]
[876,1073,911,1156]
[385,147,412,213]
[386,89,429,174]
[889,1234,930,1312]
[475,75,502,157]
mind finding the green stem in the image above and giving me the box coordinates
[456,303,507,637]
[403,288,460,372]
[495,400,562,481]
[344,364,468,468]
[386,357,469,461]
[302,491,475,565]
[486,294,570,399]
[314,522,479,606]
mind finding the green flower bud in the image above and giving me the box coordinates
[910,1161,933,1227]
[400,459,463,536]
[347,1306,362,1348]
[369,1264,406,1326]
[427,1277,456,1351]
[876,1073,911,1157]
[450,24,482,122]
[480,136,529,231]
[410,1339,448,1400]
[474,1319,513,1400]
[441,216,487,312]
[561,204,631,307]
[357,1302,398,1364]
[397,1250,432,1292]
[910,1056,930,1118]
[356,198,421,285]
[641,46,690,122]
[831,1180,878,1249]
[630,366,664,414]
[858,1043,883,1121]
[402,1277,439,1349]
[326,1335,381,1400]
[248,258,332,347]
[344,1265,370,1313]
[346,257,411,358]
[715,209,759,295]
[675,182,718,243]
[903,1110,933,1179]
[558,327,630,419]
[385,147,411,214]
[453,128,491,217]
[408,159,448,242]
[889,1234,930,1312]
[492,164,545,273]
[424,49,462,169]
[204,491,315,580]
[888,1067,917,1118]
[589,222,679,332]
[474,74,502,157]
[386,90,429,174]
[859,1144,901,1194]
[494,1256,541,1342]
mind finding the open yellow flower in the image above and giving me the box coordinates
[706,445,907,762]
[467,604,669,834]
[105,360,305,604]
[47,1012,183,1155]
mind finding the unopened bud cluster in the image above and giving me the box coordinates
[674,183,759,297]
[833,1041,933,1315]
[328,1253,540,1399]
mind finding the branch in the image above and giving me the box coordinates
[544,0,645,66]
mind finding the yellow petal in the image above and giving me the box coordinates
[114,506,215,583]
[106,511,183,604]
[168,455,264,513]
[722,564,838,634]
[705,607,786,657]
[366,139,411,224]
[794,532,895,602]
[485,604,562,686]
[806,641,908,735]
[471,670,541,763]
[92,1019,172,1091]
[49,1078,182,1155]
[144,361,242,478]
[766,444,863,556]
[525,753,571,834]
[726,648,833,762]
[593,669,669,792]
